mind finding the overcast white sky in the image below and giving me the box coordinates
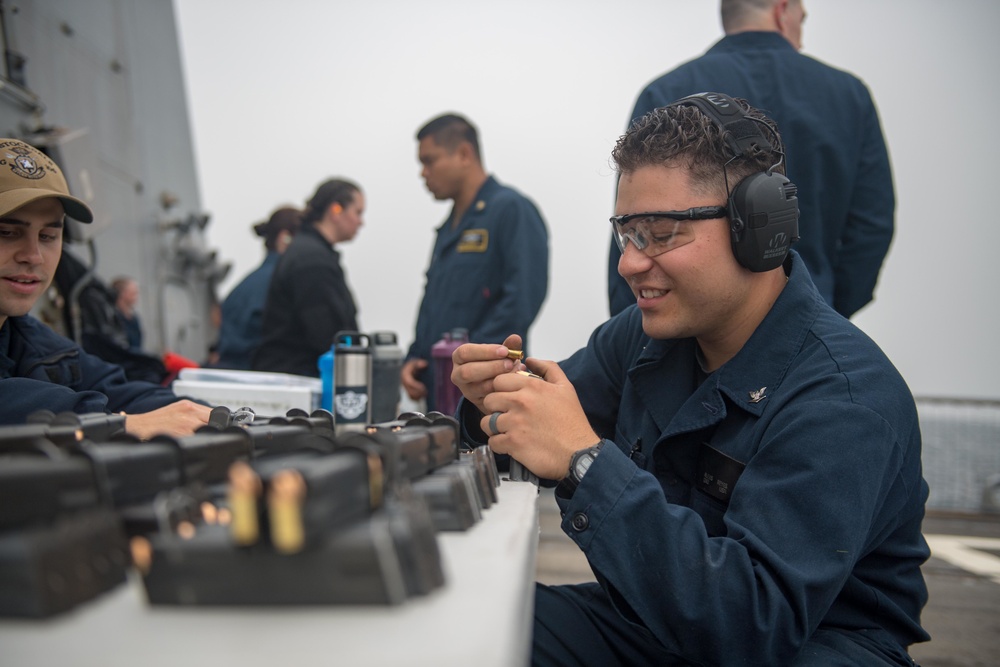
[173,0,1000,401]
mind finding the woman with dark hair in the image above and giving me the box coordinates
[213,206,302,369]
[252,179,365,377]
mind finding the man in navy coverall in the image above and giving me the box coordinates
[0,138,210,437]
[608,0,895,320]
[401,113,549,411]
[452,98,928,665]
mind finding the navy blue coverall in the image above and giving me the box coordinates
[408,175,548,411]
[465,252,928,666]
[215,251,279,370]
[0,315,180,424]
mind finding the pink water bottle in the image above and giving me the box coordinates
[431,328,469,415]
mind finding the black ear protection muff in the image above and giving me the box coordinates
[669,92,800,272]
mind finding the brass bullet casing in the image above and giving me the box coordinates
[506,349,524,361]
[228,461,262,546]
[268,469,307,554]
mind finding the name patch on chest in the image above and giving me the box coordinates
[696,443,746,504]
[457,229,489,253]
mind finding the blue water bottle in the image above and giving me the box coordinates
[318,344,335,412]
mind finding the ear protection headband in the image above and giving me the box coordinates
[669,92,800,272]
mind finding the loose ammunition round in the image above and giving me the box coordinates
[506,349,524,361]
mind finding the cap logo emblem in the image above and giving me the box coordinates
[5,146,46,180]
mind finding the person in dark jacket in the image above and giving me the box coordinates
[451,97,928,665]
[608,0,895,320]
[252,179,363,377]
[0,138,210,437]
[214,206,301,369]
[401,113,549,411]
[111,276,143,351]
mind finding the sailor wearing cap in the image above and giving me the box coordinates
[0,138,212,437]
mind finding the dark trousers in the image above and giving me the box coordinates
[533,582,677,667]
[532,582,920,667]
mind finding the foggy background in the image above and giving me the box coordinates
[172,0,1000,401]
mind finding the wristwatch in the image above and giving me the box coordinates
[560,442,604,496]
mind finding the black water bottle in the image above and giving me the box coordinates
[371,331,403,422]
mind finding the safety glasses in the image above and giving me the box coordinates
[609,206,727,257]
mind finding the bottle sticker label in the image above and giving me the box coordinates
[334,386,369,422]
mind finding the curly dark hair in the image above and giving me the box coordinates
[612,97,785,198]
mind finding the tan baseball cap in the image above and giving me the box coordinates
[0,138,94,223]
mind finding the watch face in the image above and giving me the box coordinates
[573,451,596,479]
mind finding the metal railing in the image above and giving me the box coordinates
[916,397,1000,514]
